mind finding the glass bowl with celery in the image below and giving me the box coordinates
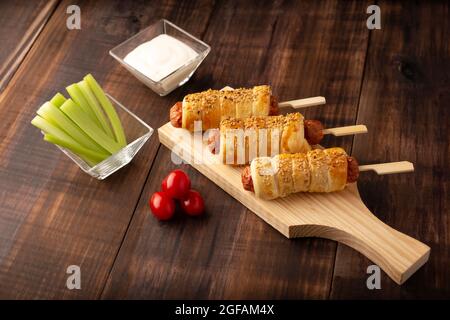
[31,74,153,180]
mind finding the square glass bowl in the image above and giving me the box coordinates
[51,94,153,180]
[110,19,211,96]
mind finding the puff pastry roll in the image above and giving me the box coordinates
[247,147,350,200]
[218,112,311,165]
[177,86,272,131]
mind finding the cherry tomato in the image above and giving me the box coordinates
[149,191,175,221]
[181,190,205,216]
[162,169,191,200]
[161,176,168,192]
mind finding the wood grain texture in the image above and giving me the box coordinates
[0,0,213,299]
[101,146,338,299]
[330,1,450,298]
[158,122,429,284]
[0,0,59,92]
[2,0,447,299]
[102,0,371,299]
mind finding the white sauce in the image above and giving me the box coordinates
[124,34,198,82]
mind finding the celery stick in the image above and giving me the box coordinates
[50,93,67,108]
[31,115,98,165]
[31,115,83,149]
[84,74,127,147]
[78,80,114,138]
[44,134,108,165]
[60,99,122,154]
[37,102,109,154]
[66,83,103,129]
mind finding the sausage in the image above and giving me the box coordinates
[346,156,359,183]
[170,102,182,128]
[269,95,279,115]
[241,155,360,191]
[304,120,324,145]
[242,166,254,192]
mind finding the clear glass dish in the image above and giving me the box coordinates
[109,19,211,96]
[49,94,153,180]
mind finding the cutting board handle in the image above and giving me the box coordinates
[289,185,430,285]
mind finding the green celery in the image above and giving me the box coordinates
[31,115,96,165]
[84,74,127,147]
[77,80,114,138]
[31,115,82,149]
[66,83,103,129]
[44,134,108,166]
[60,99,122,154]
[50,93,67,108]
[37,102,109,154]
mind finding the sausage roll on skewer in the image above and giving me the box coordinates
[208,112,325,165]
[241,147,360,200]
[170,85,278,131]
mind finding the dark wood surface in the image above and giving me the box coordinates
[330,0,450,299]
[0,0,448,299]
[101,0,370,299]
[0,0,59,92]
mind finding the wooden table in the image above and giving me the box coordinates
[0,0,448,299]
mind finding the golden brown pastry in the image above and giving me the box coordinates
[176,86,272,131]
[247,148,349,200]
[218,112,311,165]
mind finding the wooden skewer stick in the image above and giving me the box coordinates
[359,161,414,175]
[323,125,368,136]
[278,96,326,109]
[221,87,326,110]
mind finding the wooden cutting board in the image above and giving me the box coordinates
[158,122,430,285]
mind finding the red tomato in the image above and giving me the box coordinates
[161,176,168,192]
[162,169,191,200]
[181,190,205,216]
[149,191,175,221]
